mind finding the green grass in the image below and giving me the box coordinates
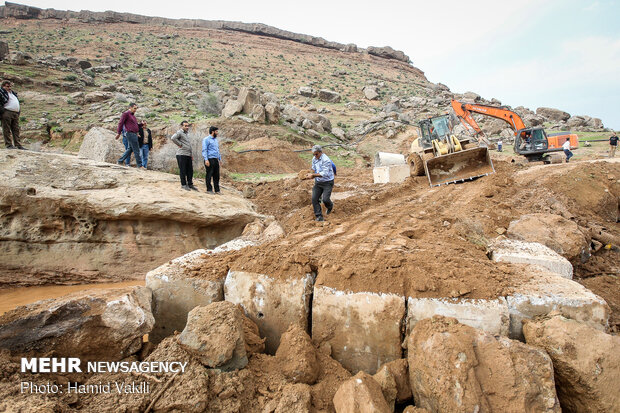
[229,172,295,182]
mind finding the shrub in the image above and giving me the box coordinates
[64,74,77,81]
[197,93,221,116]
[126,74,139,82]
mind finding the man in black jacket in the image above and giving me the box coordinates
[138,120,153,168]
[1,80,24,149]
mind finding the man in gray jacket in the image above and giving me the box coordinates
[170,120,197,191]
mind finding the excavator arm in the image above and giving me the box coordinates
[451,100,527,137]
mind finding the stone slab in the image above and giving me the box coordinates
[506,269,609,340]
[406,297,510,337]
[146,249,224,344]
[312,286,405,374]
[489,239,573,279]
[373,165,410,184]
[224,270,315,354]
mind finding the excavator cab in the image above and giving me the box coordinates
[515,128,549,154]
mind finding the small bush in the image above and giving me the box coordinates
[126,74,139,82]
[64,74,77,81]
[197,93,221,116]
[83,69,94,78]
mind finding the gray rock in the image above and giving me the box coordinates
[251,103,266,123]
[84,91,113,103]
[78,126,126,163]
[237,87,260,114]
[367,46,411,63]
[298,86,316,98]
[364,86,380,100]
[318,89,341,103]
[0,41,8,61]
[222,99,244,118]
[265,102,280,124]
[536,107,571,122]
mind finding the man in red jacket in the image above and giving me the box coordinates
[115,103,143,168]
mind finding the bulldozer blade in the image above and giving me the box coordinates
[424,147,495,187]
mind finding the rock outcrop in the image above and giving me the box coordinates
[78,126,125,164]
[536,107,571,122]
[408,316,561,413]
[523,314,620,413]
[0,286,153,360]
[0,150,259,286]
[0,2,411,64]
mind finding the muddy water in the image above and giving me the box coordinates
[0,280,145,315]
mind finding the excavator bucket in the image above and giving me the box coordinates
[424,147,495,187]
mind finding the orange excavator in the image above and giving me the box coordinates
[451,99,578,163]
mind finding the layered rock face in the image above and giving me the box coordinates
[0,150,259,286]
[0,2,411,63]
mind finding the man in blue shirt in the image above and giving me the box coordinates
[305,145,334,221]
[202,126,222,194]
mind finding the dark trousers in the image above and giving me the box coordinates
[312,180,334,218]
[205,158,220,192]
[176,155,193,186]
[118,132,142,166]
[2,110,21,148]
[564,149,573,162]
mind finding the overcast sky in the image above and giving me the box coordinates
[17,0,620,129]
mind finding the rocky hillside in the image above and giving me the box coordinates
[0,2,609,157]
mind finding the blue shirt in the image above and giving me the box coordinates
[312,153,334,182]
[202,135,221,160]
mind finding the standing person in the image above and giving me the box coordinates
[609,131,618,158]
[121,127,131,166]
[562,138,573,163]
[305,145,334,222]
[171,121,197,191]
[497,139,503,152]
[202,126,222,194]
[115,103,143,168]
[138,121,152,168]
[1,80,24,150]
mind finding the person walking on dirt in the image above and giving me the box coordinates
[562,138,573,163]
[610,131,618,158]
[171,121,197,191]
[202,126,222,194]
[1,80,24,149]
[115,103,143,168]
[305,145,334,222]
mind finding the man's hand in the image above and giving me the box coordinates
[219,159,223,166]
[305,173,314,180]
[205,160,210,167]
[115,134,120,140]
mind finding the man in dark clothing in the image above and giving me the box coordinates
[202,126,222,194]
[171,121,197,191]
[115,103,143,168]
[1,80,24,149]
[610,131,618,158]
[138,120,153,168]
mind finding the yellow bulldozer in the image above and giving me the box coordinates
[407,114,495,186]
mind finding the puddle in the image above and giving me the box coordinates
[0,280,145,315]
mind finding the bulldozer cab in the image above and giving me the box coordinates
[418,115,452,150]
[515,128,549,155]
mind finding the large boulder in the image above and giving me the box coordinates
[523,314,620,413]
[318,89,341,103]
[367,46,411,63]
[507,213,590,264]
[298,86,316,98]
[177,301,249,371]
[265,102,280,124]
[363,86,379,100]
[333,371,392,413]
[0,286,153,360]
[536,107,571,122]
[84,91,113,103]
[237,87,261,114]
[222,99,244,118]
[78,126,126,163]
[408,316,560,413]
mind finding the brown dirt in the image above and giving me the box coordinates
[181,159,620,307]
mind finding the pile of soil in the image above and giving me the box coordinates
[199,159,619,304]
